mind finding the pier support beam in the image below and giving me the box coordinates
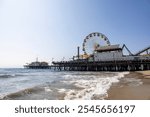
[127,65,131,71]
[147,64,150,70]
[86,66,89,71]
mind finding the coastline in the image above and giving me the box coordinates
[106,70,150,100]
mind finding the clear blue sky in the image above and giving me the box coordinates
[0,0,150,67]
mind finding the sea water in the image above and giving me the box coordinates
[0,68,132,100]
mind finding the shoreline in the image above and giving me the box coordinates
[106,70,150,100]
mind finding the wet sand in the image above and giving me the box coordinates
[106,71,150,100]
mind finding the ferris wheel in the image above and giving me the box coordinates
[82,32,111,55]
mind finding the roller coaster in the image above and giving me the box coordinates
[134,46,150,56]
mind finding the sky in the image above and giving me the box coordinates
[0,0,150,67]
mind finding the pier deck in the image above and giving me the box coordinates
[51,59,150,71]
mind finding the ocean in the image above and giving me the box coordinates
[0,68,142,100]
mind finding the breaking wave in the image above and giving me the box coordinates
[0,68,131,100]
[62,72,129,100]
[0,86,43,100]
[0,74,24,79]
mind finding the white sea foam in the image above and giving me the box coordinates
[63,72,129,100]
[0,95,4,99]
[57,88,66,93]
[44,87,52,92]
[123,78,143,86]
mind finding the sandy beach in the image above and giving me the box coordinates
[106,70,150,100]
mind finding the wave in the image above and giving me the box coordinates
[122,77,143,87]
[0,74,25,79]
[63,72,129,100]
[1,86,43,100]
[0,74,15,78]
[0,71,130,100]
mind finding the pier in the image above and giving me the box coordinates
[24,32,150,71]
[51,59,150,71]
[24,58,50,69]
[51,32,150,71]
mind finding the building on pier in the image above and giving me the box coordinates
[24,58,50,69]
[93,44,123,61]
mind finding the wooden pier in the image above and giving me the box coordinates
[51,59,150,71]
[24,33,150,71]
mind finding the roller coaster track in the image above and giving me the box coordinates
[122,44,133,55]
[134,45,150,56]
